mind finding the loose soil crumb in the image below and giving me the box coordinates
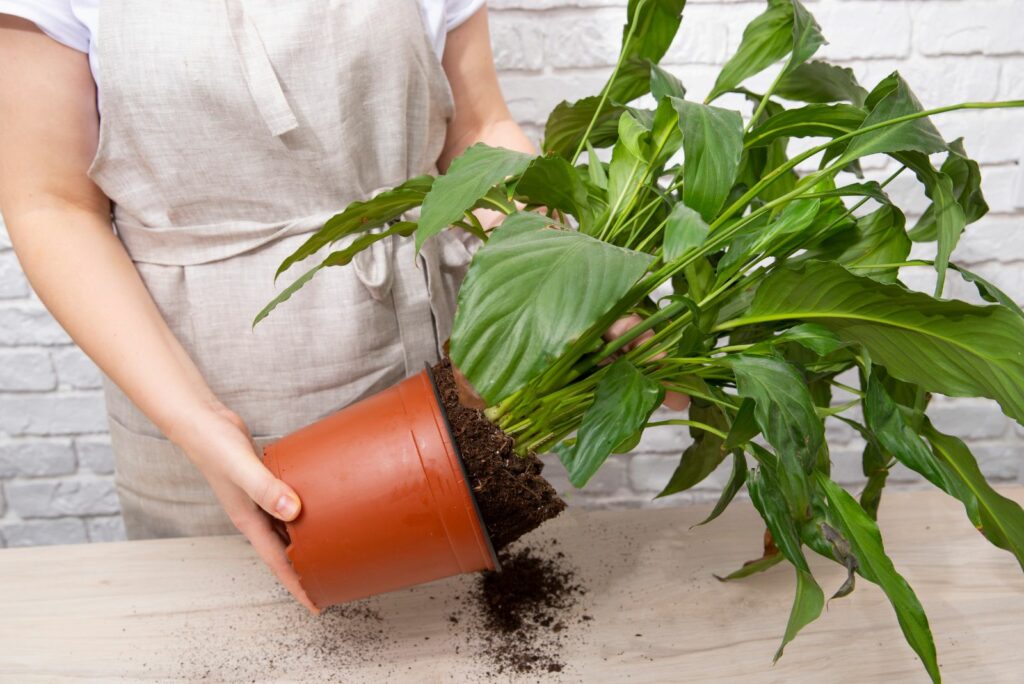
[447,540,588,677]
[432,358,566,550]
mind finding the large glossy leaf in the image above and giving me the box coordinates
[834,73,947,168]
[707,0,794,103]
[747,465,825,661]
[808,204,910,284]
[450,221,653,404]
[417,144,534,250]
[731,354,822,517]
[656,400,729,497]
[816,474,940,683]
[275,175,433,280]
[557,359,664,487]
[745,104,865,148]
[774,60,868,107]
[672,98,744,222]
[922,420,1024,571]
[741,260,1024,423]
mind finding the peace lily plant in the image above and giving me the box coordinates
[256,0,1024,679]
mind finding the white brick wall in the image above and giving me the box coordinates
[1,0,1022,546]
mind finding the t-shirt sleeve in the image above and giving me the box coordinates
[0,0,89,52]
[445,0,486,32]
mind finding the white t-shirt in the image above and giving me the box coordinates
[0,0,485,92]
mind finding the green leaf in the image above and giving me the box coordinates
[722,398,760,451]
[622,0,688,64]
[714,551,783,581]
[809,204,910,284]
[774,60,868,107]
[745,104,865,149]
[783,0,826,75]
[544,97,628,159]
[742,260,1024,423]
[731,354,823,517]
[450,222,653,405]
[776,323,844,356]
[747,465,825,661]
[255,221,415,327]
[556,359,664,487]
[514,154,590,222]
[586,141,608,190]
[951,264,1024,317]
[753,197,821,255]
[922,421,1024,571]
[663,203,710,261]
[656,399,730,497]
[672,98,744,222]
[835,73,947,168]
[909,138,989,241]
[816,474,940,683]
[708,0,794,103]
[695,450,748,527]
[274,175,433,280]
[650,63,686,101]
[417,144,534,250]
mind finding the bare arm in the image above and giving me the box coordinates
[0,16,317,610]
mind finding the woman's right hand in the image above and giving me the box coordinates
[171,401,320,614]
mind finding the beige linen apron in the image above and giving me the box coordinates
[86,0,474,539]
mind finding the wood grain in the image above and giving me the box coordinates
[1,487,1022,683]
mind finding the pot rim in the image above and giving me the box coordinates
[423,362,501,573]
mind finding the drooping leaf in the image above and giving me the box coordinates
[714,550,784,581]
[748,465,825,661]
[722,398,760,451]
[656,400,730,497]
[695,450,748,527]
[808,204,910,283]
[731,354,823,517]
[922,420,1024,571]
[672,98,744,222]
[275,175,433,280]
[909,138,989,241]
[951,263,1024,317]
[745,104,865,148]
[816,474,940,683]
[752,198,822,256]
[544,97,628,159]
[650,62,686,101]
[450,222,653,404]
[663,203,710,261]
[707,0,794,103]
[834,73,947,168]
[776,323,844,356]
[743,260,1024,423]
[782,0,826,76]
[622,0,688,64]
[255,221,416,327]
[557,359,664,487]
[774,60,868,107]
[417,144,535,250]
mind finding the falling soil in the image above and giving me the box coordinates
[431,358,566,550]
[448,540,589,676]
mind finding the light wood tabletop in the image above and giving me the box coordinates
[1,486,1022,683]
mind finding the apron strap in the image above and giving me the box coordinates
[224,0,300,137]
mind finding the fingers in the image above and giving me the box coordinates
[662,390,690,411]
[223,447,302,522]
[235,502,321,615]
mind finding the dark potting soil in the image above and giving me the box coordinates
[432,358,566,551]
[447,540,589,677]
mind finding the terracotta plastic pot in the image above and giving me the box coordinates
[262,365,498,609]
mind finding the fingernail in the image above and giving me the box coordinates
[275,494,300,520]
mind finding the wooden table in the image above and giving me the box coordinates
[1,487,1022,683]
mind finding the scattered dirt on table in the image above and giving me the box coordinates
[447,539,589,677]
[432,358,566,550]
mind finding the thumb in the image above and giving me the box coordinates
[236,456,302,522]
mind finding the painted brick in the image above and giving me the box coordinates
[0,440,77,478]
[928,401,1013,441]
[0,305,71,346]
[917,1,1024,57]
[0,350,57,391]
[0,393,107,435]
[0,518,88,547]
[5,478,120,518]
[86,515,127,543]
[75,437,115,475]
[0,251,29,299]
[816,2,912,61]
[52,347,103,389]
[489,13,545,71]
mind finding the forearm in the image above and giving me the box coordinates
[5,204,219,444]
[440,116,537,170]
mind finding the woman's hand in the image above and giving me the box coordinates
[602,315,690,411]
[171,402,319,614]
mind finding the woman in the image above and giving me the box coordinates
[0,1,683,613]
